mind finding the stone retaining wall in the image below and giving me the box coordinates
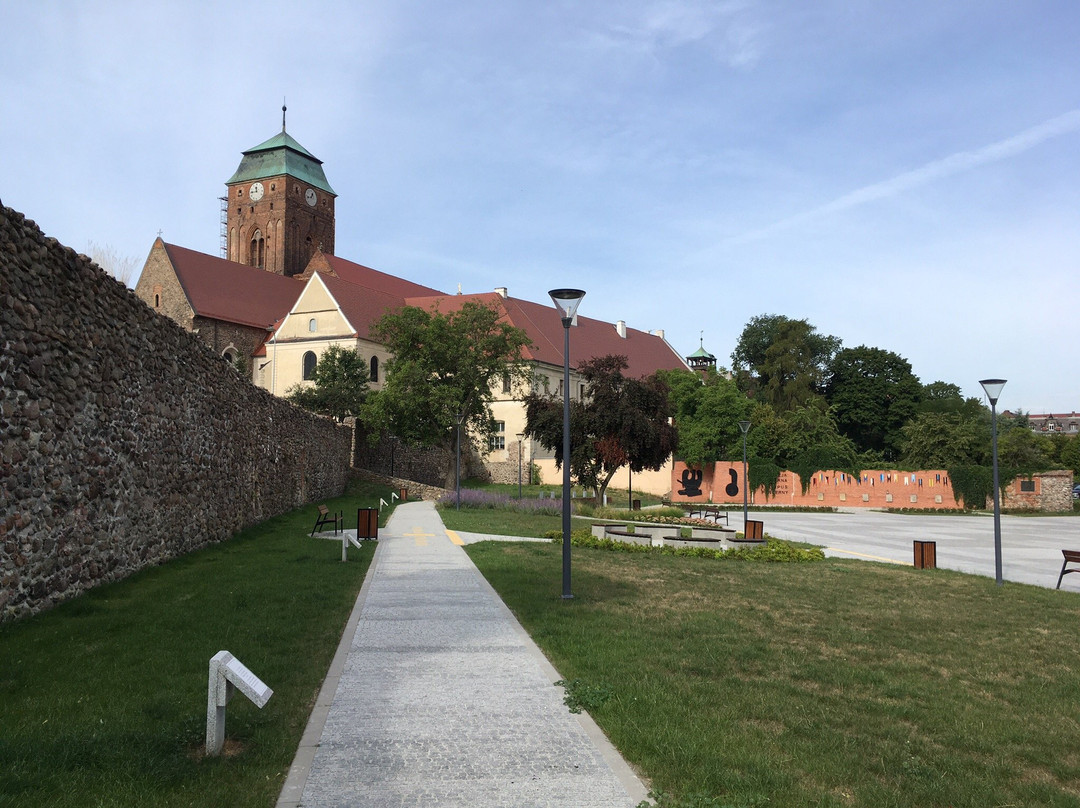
[351,469,451,503]
[1,204,353,622]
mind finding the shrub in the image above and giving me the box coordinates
[541,530,824,563]
[437,488,562,515]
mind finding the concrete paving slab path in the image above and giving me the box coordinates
[278,500,647,808]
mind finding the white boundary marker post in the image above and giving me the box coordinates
[206,651,273,756]
[341,532,364,561]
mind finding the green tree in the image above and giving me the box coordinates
[1059,436,1080,476]
[286,344,370,422]
[362,301,532,483]
[997,426,1054,472]
[661,368,750,467]
[900,412,988,468]
[523,355,677,503]
[730,314,840,411]
[825,346,923,458]
[917,380,985,419]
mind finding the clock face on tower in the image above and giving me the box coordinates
[305,188,317,207]
[249,182,264,202]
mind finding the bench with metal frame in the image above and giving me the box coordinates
[311,504,343,536]
[1056,549,1080,589]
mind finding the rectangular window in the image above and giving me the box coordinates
[578,383,585,401]
[489,421,506,451]
[501,372,511,395]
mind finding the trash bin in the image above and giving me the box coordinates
[399,487,408,502]
[744,520,764,540]
[914,540,936,569]
[357,508,379,540]
[632,499,641,511]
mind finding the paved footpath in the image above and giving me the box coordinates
[277,500,647,808]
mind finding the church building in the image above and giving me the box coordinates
[134,117,693,492]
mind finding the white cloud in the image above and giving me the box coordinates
[727,108,1080,245]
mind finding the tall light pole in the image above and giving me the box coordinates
[549,288,585,600]
[455,411,466,511]
[738,420,751,532]
[980,379,1007,586]
[517,435,524,500]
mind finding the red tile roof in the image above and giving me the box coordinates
[164,243,302,329]
[404,292,689,377]
[162,244,686,376]
[312,253,446,299]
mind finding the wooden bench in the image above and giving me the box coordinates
[1056,550,1080,589]
[311,504,343,536]
[686,504,730,525]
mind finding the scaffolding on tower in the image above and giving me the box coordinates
[219,196,228,259]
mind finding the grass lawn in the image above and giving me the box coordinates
[0,479,390,808]
[467,539,1080,808]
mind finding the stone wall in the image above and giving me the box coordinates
[354,425,489,488]
[1001,470,1073,512]
[351,469,451,503]
[1,205,353,622]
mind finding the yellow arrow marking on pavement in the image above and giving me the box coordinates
[446,530,464,546]
[827,547,911,566]
[403,528,435,547]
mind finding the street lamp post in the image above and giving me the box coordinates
[738,420,751,532]
[549,288,586,600]
[455,412,466,511]
[980,378,1007,586]
[517,436,523,500]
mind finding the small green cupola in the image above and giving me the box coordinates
[687,333,716,373]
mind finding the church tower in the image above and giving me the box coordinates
[225,107,336,277]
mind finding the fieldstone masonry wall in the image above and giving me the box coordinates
[1,204,353,622]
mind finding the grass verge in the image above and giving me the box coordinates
[467,539,1080,808]
[0,479,389,808]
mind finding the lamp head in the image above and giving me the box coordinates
[979,378,1007,406]
[548,288,586,324]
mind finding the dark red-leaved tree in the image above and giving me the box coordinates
[523,355,677,503]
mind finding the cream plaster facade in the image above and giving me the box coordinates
[255,273,389,395]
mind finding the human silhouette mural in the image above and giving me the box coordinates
[677,468,703,497]
[725,468,739,497]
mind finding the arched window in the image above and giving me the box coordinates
[370,355,379,383]
[308,318,317,332]
[302,351,317,381]
[250,229,265,268]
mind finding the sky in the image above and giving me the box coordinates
[3,1,1078,413]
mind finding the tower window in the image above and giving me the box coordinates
[370,355,379,383]
[154,294,160,307]
[250,229,265,269]
[302,351,317,380]
[308,318,317,332]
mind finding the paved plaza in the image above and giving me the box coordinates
[744,509,1080,589]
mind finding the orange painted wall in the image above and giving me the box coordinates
[671,461,959,509]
